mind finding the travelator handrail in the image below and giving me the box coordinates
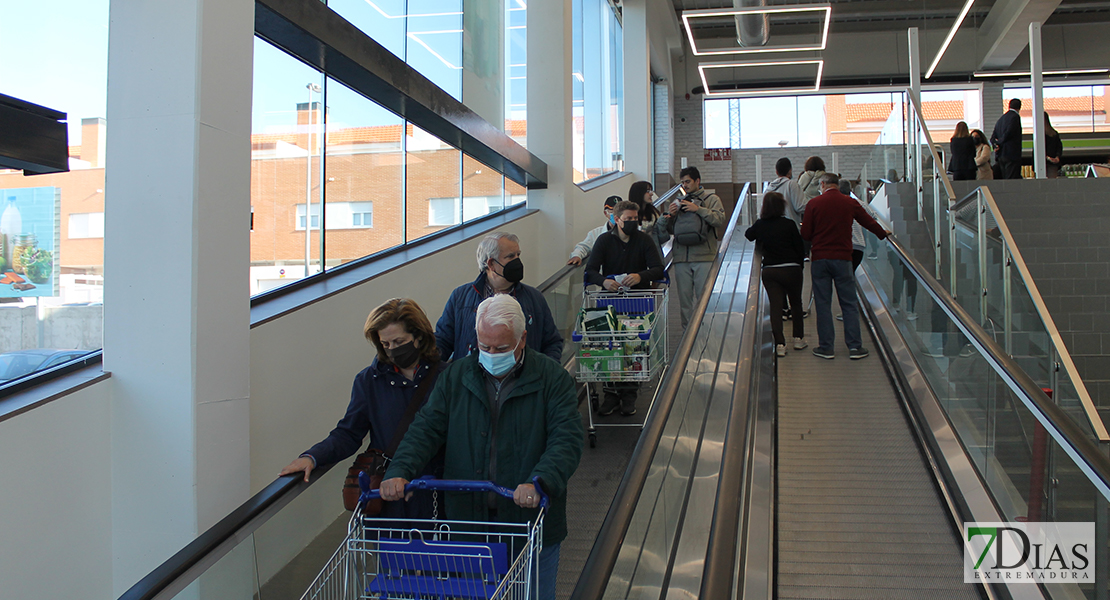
[885,231,1110,500]
[947,186,1108,442]
[118,183,685,600]
[569,182,751,600]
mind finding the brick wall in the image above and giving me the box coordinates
[653,82,673,187]
[952,178,1110,408]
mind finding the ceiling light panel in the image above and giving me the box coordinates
[683,4,831,57]
[699,58,824,97]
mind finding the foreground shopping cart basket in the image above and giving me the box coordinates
[300,473,546,600]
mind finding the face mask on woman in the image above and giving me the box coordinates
[479,339,521,376]
[387,339,421,369]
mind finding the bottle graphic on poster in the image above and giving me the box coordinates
[0,196,22,268]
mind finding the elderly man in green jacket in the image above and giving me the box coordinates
[381,293,584,600]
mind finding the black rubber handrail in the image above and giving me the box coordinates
[117,464,333,600]
[568,182,750,600]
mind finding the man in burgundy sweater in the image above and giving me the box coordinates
[800,173,890,359]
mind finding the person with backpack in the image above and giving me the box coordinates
[656,166,726,327]
[797,156,827,204]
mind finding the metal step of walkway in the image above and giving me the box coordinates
[776,319,981,600]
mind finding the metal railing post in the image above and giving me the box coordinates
[1098,442,1110,600]
[949,201,957,299]
[976,192,988,325]
[933,172,942,279]
[1003,242,1013,355]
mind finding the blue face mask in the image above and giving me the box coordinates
[607,212,615,225]
[479,339,521,376]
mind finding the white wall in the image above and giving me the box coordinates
[0,380,113,600]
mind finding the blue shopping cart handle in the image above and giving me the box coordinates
[359,472,549,508]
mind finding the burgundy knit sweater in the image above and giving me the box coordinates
[800,189,888,261]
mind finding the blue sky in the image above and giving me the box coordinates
[1,1,109,144]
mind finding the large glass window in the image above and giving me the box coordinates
[0,0,109,386]
[322,77,403,267]
[1002,84,1108,134]
[250,38,529,296]
[704,89,979,149]
[572,0,624,183]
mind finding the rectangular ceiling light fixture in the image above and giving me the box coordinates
[682,4,831,57]
[924,0,976,79]
[699,58,824,97]
[973,68,1109,77]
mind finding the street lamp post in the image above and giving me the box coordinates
[305,83,321,278]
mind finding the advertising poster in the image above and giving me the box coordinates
[0,187,59,298]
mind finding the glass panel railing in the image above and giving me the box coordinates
[862,232,1110,599]
[945,188,1107,444]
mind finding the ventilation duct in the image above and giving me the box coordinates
[734,0,770,47]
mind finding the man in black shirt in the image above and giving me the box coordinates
[585,201,665,416]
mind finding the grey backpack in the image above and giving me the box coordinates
[672,207,710,246]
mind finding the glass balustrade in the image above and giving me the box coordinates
[861,233,1108,599]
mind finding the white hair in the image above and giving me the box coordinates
[475,294,526,339]
[476,232,519,272]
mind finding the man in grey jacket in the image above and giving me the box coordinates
[765,157,806,227]
[656,166,727,327]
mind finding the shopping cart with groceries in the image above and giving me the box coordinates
[571,280,668,448]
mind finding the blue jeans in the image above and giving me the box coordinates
[811,259,862,352]
[537,542,560,600]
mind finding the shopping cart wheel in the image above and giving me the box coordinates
[588,431,597,448]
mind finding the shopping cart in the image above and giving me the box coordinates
[300,472,546,600]
[571,282,668,448]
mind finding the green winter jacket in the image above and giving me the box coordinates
[383,347,584,547]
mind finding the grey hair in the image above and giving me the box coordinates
[476,232,520,272]
[819,172,840,187]
[475,294,526,339]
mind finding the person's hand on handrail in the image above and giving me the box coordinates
[279,456,315,483]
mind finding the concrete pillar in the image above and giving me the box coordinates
[104,0,253,594]
[1030,22,1046,179]
[525,0,574,278]
[623,0,652,180]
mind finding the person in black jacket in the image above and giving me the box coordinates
[991,99,1023,179]
[585,200,666,416]
[280,298,446,519]
[948,121,977,180]
[1045,112,1063,179]
[744,192,807,357]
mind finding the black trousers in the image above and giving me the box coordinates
[763,265,804,345]
[999,159,1022,179]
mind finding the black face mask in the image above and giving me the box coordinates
[387,340,421,369]
[496,258,525,283]
[621,220,640,236]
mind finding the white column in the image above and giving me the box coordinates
[908,27,923,217]
[525,0,574,278]
[104,0,253,594]
[623,0,652,180]
[1030,22,1046,179]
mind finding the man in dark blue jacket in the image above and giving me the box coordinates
[436,232,564,363]
[991,98,1023,179]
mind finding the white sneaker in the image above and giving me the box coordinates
[906,311,918,321]
[793,338,808,350]
[776,344,787,357]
